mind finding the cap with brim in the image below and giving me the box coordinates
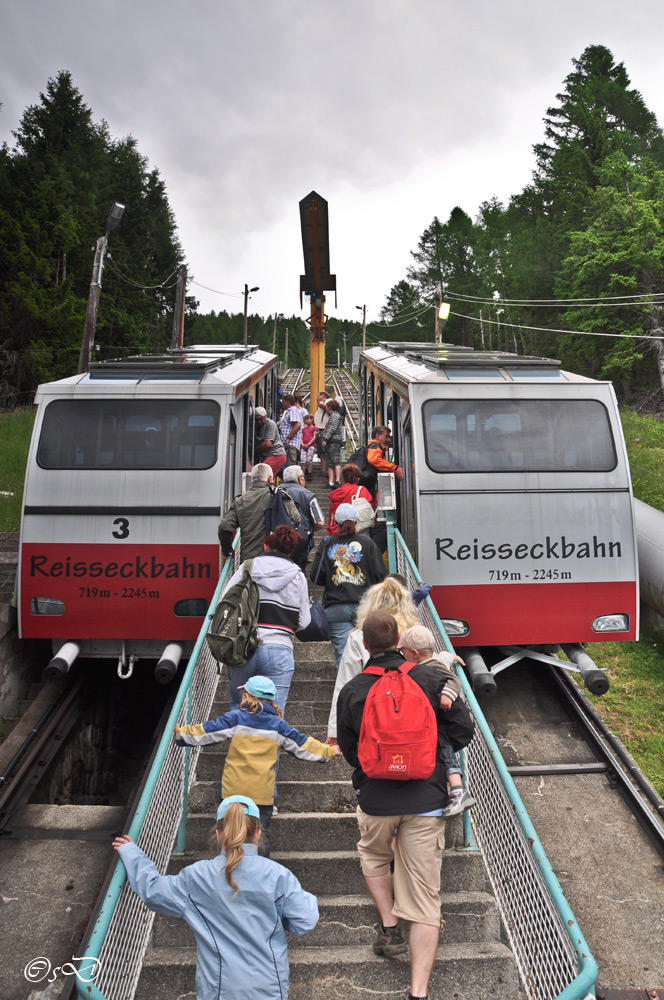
[255,407,267,417]
[398,624,436,651]
[238,675,277,700]
[335,503,358,524]
[216,794,261,822]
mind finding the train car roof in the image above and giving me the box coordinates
[365,342,598,384]
[33,346,277,397]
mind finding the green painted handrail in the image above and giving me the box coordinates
[388,524,597,1000]
[75,540,238,999]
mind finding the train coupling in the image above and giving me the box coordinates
[155,643,184,685]
[45,641,81,681]
[560,643,610,696]
[462,647,497,698]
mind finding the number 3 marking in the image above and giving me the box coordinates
[112,517,130,539]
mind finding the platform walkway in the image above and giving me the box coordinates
[134,642,522,999]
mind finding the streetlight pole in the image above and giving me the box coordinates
[77,202,125,374]
[356,304,366,349]
[243,283,259,347]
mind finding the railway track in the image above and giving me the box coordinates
[479,658,664,990]
[281,366,360,452]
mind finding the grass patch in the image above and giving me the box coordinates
[581,625,664,798]
[0,407,36,532]
[620,406,664,513]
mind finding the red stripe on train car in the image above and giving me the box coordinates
[20,543,219,640]
[431,581,638,646]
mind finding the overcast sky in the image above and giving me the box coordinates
[3,0,664,336]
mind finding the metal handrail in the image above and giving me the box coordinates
[389,522,597,1000]
[75,536,239,1000]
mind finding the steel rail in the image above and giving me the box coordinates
[547,664,664,858]
[0,674,87,831]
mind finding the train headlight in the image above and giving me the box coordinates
[440,618,470,637]
[591,614,629,633]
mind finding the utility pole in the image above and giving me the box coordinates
[272,313,283,354]
[243,283,259,347]
[434,282,442,344]
[356,305,366,349]
[170,264,187,350]
[341,330,348,367]
[77,202,125,374]
[284,327,289,369]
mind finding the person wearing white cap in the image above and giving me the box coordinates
[113,793,318,1000]
[253,406,287,478]
[310,502,386,669]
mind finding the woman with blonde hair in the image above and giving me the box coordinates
[325,576,421,741]
[113,794,318,999]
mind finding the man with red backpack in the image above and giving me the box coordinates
[336,611,474,1000]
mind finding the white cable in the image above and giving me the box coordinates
[450,309,664,341]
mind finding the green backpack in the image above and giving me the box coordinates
[207,560,262,667]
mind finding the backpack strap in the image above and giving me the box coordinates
[311,536,329,596]
[362,660,418,677]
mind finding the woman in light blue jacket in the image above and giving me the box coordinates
[113,795,318,1000]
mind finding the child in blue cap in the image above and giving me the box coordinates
[113,794,318,1000]
[175,675,340,856]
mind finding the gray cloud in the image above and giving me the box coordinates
[2,0,664,318]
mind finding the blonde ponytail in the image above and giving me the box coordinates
[215,802,262,895]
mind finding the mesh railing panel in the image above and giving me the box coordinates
[394,539,587,1000]
[78,545,238,1000]
[94,643,219,999]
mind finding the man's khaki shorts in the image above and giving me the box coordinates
[356,807,446,926]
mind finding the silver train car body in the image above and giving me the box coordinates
[360,343,638,689]
[18,345,279,679]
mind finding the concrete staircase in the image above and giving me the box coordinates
[134,642,523,999]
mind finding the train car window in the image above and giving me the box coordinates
[505,368,568,381]
[446,369,505,381]
[423,399,616,473]
[37,400,220,470]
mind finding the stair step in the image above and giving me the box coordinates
[168,848,486,895]
[135,941,521,1000]
[187,778,355,816]
[183,808,468,852]
[152,889,501,948]
[209,699,333,728]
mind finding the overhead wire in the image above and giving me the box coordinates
[449,309,664,341]
[105,260,179,291]
[443,288,664,307]
[189,279,244,298]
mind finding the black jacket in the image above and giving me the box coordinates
[310,530,387,607]
[336,650,474,816]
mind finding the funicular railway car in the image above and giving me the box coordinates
[18,345,279,683]
[360,343,639,695]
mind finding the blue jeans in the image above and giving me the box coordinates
[324,602,358,670]
[226,642,295,713]
[441,742,461,778]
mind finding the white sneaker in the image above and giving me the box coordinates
[440,790,475,818]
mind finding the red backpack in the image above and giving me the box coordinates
[358,662,438,781]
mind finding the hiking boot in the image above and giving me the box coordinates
[440,789,476,818]
[373,921,408,956]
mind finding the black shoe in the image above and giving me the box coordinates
[373,921,408,957]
